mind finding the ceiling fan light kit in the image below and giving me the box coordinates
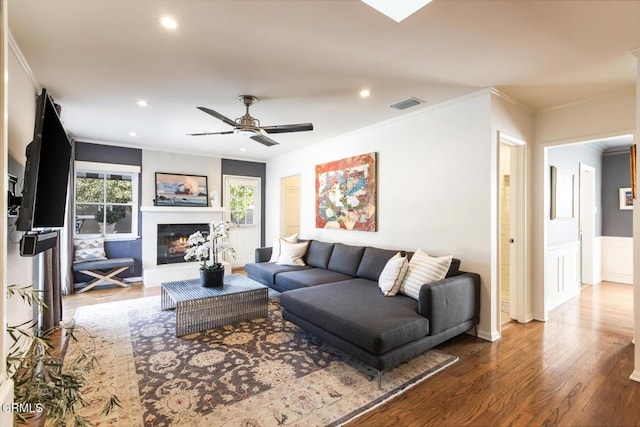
[190,95,313,147]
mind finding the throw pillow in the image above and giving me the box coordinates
[73,237,107,262]
[399,249,452,300]
[269,233,298,262]
[378,252,409,297]
[276,239,309,266]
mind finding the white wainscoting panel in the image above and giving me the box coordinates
[601,236,633,284]
[545,241,580,311]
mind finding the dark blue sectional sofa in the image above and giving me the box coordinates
[244,240,480,386]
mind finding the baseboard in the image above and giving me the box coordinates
[630,370,640,383]
[476,329,500,342]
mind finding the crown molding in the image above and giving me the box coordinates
[630,47,640,57]
[7,29,40,93]
[490,88,534,114]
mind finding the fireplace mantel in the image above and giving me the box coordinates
[141,206,227,214]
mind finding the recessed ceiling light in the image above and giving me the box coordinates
[360,89,371,98]
[159,16,178,30]
[129,132,137,137]
[136,100,149,107]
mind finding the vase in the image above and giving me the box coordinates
[200,267,224,288]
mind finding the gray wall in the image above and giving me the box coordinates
[602,151,632,237]
[547,144,602,245]
[74,142,143,280]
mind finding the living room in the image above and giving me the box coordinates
[1,0,640,425]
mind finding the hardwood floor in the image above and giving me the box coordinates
[62,281,640,426]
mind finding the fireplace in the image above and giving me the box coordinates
[157,223,209,265]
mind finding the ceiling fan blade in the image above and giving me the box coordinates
[262,123,314,134]
[250,134,279,146]
[197,107,237,127]
[188,130,235,136]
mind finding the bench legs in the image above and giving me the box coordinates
[77,266,130,293]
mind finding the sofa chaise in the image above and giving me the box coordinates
[244,240,480,386]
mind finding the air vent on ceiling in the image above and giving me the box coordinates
[389,97,423,110]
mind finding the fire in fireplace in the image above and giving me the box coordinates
[157,223,209,265]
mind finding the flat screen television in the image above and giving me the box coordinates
[16,89,72,232]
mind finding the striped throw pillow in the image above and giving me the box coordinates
[399,249,452,300]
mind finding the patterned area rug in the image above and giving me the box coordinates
[67,296,457,426]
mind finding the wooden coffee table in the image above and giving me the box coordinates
[161,274,268,337]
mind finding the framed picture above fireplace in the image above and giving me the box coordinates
[155,172,209,207]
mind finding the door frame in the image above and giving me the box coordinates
[498,131,528,326]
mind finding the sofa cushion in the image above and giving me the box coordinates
[327,243,365,277]
[275,268,353,291]
[400,250,452,300]
[281,279,429,354]
[244,262,311,286]
[305,241,334,269]
[447,258,461,277]
[276,240,309,266]
[356,247,399,281]
[378,253,409,297]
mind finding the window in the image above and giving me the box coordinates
[229,183,256,226]
[74,161,139,239]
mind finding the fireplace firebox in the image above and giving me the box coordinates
[157,223,209,265]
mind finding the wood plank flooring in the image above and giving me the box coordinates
[62,281,640,426]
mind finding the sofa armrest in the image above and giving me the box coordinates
[255,247,273,263]
[417,272,480,336]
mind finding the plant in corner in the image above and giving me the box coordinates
[184,221,236,286]
[5,284,120,426]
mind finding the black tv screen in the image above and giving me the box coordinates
[16,89,72,231]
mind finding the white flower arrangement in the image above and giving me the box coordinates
[184,221,236,271]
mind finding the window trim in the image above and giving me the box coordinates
[74,161,141,241]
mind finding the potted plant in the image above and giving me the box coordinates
[184,221,236,287]
[5,285,119,426]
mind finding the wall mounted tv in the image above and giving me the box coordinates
[16,89,72,232]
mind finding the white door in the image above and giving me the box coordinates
[223,175,261,268]
[498,132,526,327]
[579,164,596,285]
[281,175,300,236]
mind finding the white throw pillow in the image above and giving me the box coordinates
[276,239,309,266]
[399,249,452,300]
[73,237,107,262]
[378,252,409,297]
[269,233,298,262]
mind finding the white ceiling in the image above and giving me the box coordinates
[8,0,640,161]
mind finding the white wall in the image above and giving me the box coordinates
[141,149,222,208]
[632,50,640,383]
[490,92,534,324]
[6,41,36,338]
[266,90,497,338]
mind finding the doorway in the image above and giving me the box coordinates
[579,163,596,285]
[498,133,526,327]
[223,175,261,268]
[280,175,300,237]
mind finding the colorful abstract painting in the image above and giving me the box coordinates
[315,152,377,231]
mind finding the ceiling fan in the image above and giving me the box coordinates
[189,95,313,146]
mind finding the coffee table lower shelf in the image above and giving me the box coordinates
[161,275,268,337]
